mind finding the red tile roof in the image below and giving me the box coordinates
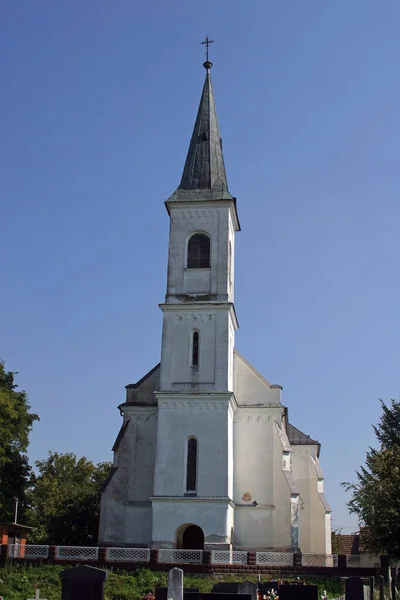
[336,534,360,554]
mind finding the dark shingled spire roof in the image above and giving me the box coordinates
[168,66,233,202]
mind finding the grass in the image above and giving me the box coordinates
[0,565,342,600]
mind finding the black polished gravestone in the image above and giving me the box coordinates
[211,580,258,600]
[187,595,251,600]
[345,577,364,600]
[210,583,240,594]
[278,585,318,600]
[156,589,251,600]
[155,587,199,600]
[60,565,107,600]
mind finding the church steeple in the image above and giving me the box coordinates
[167,62,233,202]
[159,51,239,395]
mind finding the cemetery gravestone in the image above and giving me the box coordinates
[186,595,251,600]
[168,568,184,600]
[27,590,47,600]
[369,577,374,600]
[278,585,318,600]
[211,582,257,600]
[60,564,107,600]
[211,584,241,595]
[162,572,253,600]
[377,576,384,600]
[238,581,258,600]
[345,577,364,600]
[391,572,398,600]
[156,588,199,600]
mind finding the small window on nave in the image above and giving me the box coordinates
[186,437,198,492]
[187,233,210,269]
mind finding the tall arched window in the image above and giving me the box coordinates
[187,233,210,268]
[186,437,198,492]
[192,331,199,366]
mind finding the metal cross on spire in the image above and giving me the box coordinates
[200,35,215,63]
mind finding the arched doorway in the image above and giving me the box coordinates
[176,524,204,550]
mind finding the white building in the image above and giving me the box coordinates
[99,59,332,554]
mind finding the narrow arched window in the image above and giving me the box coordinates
[192,331,199,366]
[187,233,210,268]
[186,437,198,492]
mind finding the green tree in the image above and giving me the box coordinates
[342,399,400,560]
[27,451,112,545]
[373,398,400,448]
[0,361,39,521]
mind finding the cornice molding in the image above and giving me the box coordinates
[234,413,273,423]
[156,400,234,412]
[151,495,235,508]
[122,406,158,422]
[154,392,237,414]
[159,303,239,330]
[165,200,240,232]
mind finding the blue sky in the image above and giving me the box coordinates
[2,0,400,533]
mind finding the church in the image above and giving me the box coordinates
[99,56,332,554]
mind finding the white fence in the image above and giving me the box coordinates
[346,554,362,568]
[346,554,381,568]
[256,552,294,566]
[158,549,203,563]
[105,547,150,562]
[5,544,382,569]
[302,554,338,567]
[211,550,248,564]
[55,546,99,560]
[8,545,49,559]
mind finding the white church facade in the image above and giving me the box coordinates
[99,59,332,554]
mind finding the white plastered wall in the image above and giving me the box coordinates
[151,500,234,549]
[232,352,291,550]
[290,445,331,553]
[159,308,236,392]
[165,203,237,301]
[99,406,158,545]
[152,395,235,498]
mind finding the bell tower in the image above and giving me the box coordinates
[151,56,240,550]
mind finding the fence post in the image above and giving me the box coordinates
[98,546,107,567]
[337,554,346,572]
[293,552,302,567]
[248,552,256,567]
[0,544,8,567]
[49,545,57,562]
[150,549,158,569]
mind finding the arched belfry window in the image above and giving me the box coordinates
[192,330,199,366]
[187,233,210,269]
[186,437,198,492]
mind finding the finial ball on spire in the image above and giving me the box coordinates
[203,60,213,71]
